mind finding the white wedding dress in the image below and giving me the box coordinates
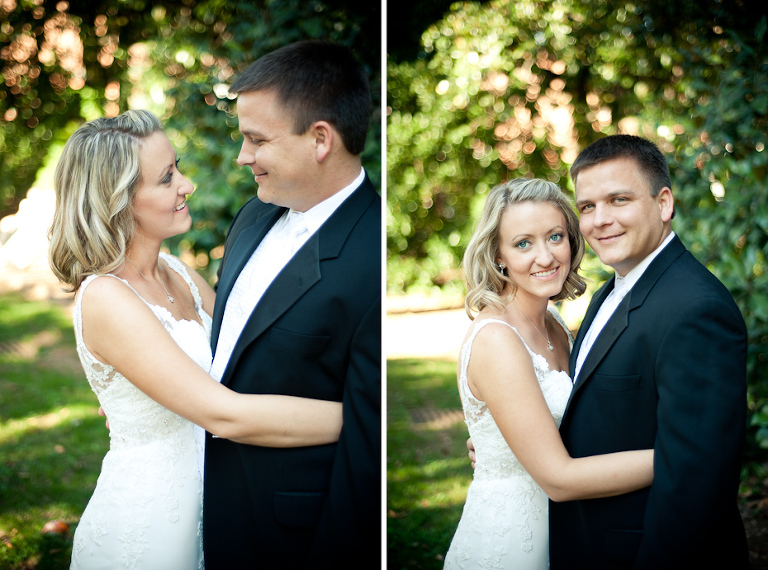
[70,253,210,570]
[444,308,573,569]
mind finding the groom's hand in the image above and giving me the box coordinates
[467,437,476,469]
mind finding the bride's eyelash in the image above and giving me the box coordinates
[162,159,181,185]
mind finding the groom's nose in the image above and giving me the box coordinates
[236,143,254,167]
[591,203,614,228]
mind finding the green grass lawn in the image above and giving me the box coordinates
[0,293,107,569]
[387,357,470,569]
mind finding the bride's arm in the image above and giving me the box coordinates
[469,323,653,502]
[82,277,341,447]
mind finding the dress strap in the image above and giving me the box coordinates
[547,305,574,350]
[459,319,526,403]
[73,274,133,370]
[75,265,185,329]
[459,311,570,402]
[75,273,147,317]
[73,275,98,350]
[160,252,204,313]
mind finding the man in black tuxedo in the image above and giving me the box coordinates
[203,41,380,568]
[549,135,748,568]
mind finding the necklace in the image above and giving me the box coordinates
[512,298,553,351]
[125,257,174,303]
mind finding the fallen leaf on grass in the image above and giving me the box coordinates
[41,520,69,535]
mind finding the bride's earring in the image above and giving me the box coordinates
[496,261,506,272]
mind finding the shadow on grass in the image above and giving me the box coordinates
[0,295,72,345]
[387,357,472,569]
[0,293,84,422]
[0,292,105,569]
[1,416,107,513]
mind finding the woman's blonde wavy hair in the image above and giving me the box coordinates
[463,178,586,319]
[48,110,163,291]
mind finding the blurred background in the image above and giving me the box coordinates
[3,0,768,567]
[1,0,381,284]
[385,0,768,568]
[0,1,379,567]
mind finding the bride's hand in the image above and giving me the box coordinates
[98,406,110,430]
[467,437,476,469]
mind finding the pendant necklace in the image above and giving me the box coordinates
[125,257,175,303]
[512,298,553,351]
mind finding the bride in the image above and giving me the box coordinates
[49,110,342,569]
[444,178,654,569]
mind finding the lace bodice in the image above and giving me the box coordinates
[458,308,573,480]
[445,306,573,568]
[73,253,212,450]
[70,253,209,570]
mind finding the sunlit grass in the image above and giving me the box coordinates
[387,356,471,569]
[0,404,100,443]
[0,293,105,569]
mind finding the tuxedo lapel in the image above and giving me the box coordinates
[210,208,284,350]
[570,294,629,393]
[219,178,377,385]
[566,235,687,398]
[569,280,614,377]
[221,235,322,382]
[313,177,377,261]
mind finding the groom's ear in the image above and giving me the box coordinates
[657,186,674,223]
[310,121,334,163]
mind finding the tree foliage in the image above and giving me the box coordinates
[387,0,768,454]
[1,0,381,278]
[1,0,167,215]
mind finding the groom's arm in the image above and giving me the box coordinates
[307,298,381,566]
[634,296,746,568]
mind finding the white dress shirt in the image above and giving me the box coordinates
[209,167,365,382]
[573,231,676,382]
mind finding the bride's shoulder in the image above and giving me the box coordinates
[466,315,526,359]
[79,273,131,300]
[470,309,515,334]
[79,275,151,322]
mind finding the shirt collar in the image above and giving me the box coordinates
[287,167,365,235]
[615,231,676,292]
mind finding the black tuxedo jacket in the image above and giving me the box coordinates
[550,236,748,569]
[203,178,381,569]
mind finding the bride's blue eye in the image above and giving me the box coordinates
[515,239,531,249]
[162,159,181,185]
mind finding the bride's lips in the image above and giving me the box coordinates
[174,200,187,212]
[531,266,560,281]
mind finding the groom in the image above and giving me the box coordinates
[203,41,381,567]
[550,135,748,568]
